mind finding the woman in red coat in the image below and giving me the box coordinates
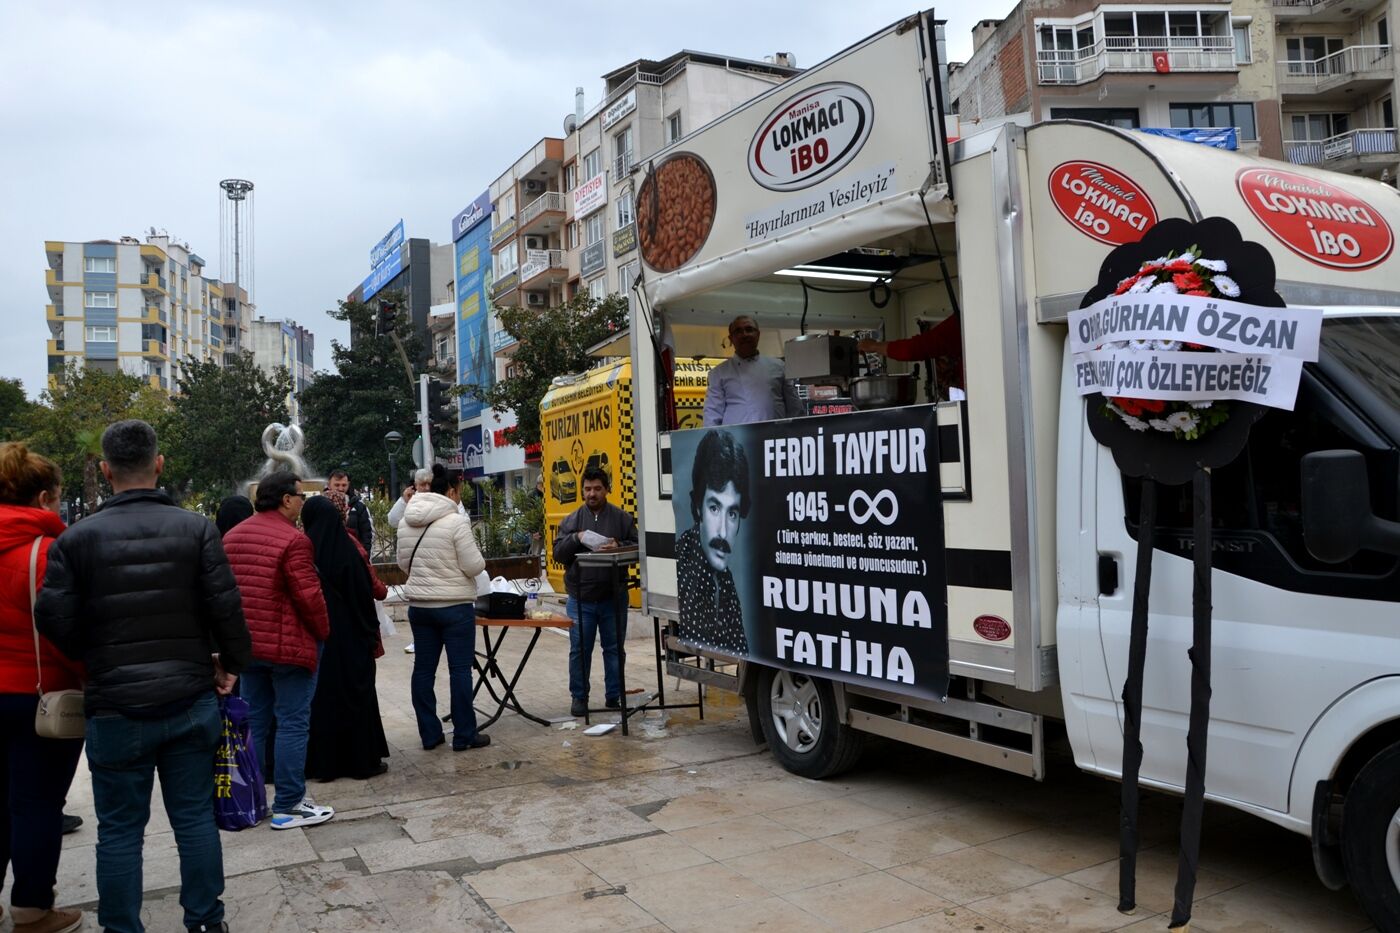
[0,443,85,933]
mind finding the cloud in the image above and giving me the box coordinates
[0,0,997,399]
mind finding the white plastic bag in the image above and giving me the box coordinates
[375,600,397,638]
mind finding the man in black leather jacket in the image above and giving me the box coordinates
[35,419,250,933]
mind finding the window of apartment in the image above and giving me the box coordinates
[1378,15,1389,47]
[1286,37,1345,73]
[587,275,608,301]
[434,333,452,362]
[494,244,518,278]
[1170,102,1257,140]
[1049,107,1141,128]
[84,291,116,308]
[566,221,580,250]
[1233,24,1252,64]
[564,162,578,192]
[616,188,634,229]
[666,111,683,143]
[497,191,516,222]
[583,148,602,179]
[1290,113,1350,141]
[1382,97,1395,129]
[614,126,634,167]
[84,256,115,273]
[85,325,117,342]
[617,260,640,293]
[585,212,606,246]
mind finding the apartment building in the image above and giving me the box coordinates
[1275,0,1400,180]
[949,0,1284,157]
[347,229,454,361]
[43,232,242,394]
[249,316,315,420]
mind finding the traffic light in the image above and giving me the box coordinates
[426,377,454,419]
[375,300,399,338]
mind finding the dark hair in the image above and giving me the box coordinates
[429,463,461,495]
[581,467,610,490]
[328,469,349,481]
[0,442,62,506]
[215,495,254,536]
[254,471,301,512]
[689,430,750,523]
[101,419,158,480]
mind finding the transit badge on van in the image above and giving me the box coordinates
[1237,167,1394,270]
[1048,160,1158,247]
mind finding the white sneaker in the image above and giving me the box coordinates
[270,799,334,830]
[404,643,415,653]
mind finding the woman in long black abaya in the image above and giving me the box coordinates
[302,495,390,780]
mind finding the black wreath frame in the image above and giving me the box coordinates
[1080,216,1284,486]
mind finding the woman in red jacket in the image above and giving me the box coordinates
[0,443,84,933]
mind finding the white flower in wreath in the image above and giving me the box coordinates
[1190,400,1216,409]
[1128,276,1156,294]
[1129,338,1153,351]
[1153,339,1182,351]
[1149,281,1180,294]
[1107,340,1129,350]
[1121,413,1150,431]
[1149,418,1175,432]
[1166,411,1201,432]
[1196,257,1228,272]
[1212,275,1241,298]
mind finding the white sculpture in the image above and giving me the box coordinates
[258,423,312,479]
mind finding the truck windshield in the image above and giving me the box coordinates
[1321,315,1400,414]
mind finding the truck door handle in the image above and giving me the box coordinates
[1098,554,1119,596]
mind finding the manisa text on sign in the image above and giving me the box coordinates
[1047,160,1157,247]
[1236,167,1394,271]
[748,82,874,192]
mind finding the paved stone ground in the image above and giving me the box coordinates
[48,602,1376,932]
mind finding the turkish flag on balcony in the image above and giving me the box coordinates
[1153,51,1172,73]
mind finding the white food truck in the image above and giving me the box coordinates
[623,11,1400,924]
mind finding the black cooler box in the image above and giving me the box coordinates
[475,592,526,619]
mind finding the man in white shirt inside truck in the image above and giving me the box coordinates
[703,315,801,426]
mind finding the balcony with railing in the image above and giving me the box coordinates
[1285,128,1398,169]
[1279,46,1393,97]
[141,272,167,294]
[143,339,168,358]
[142,306,168,325]
[1037,34,1236,84]
[1274,0,1384,21]
[613,150,635,180]
[518,191,567,236]
[519,249,567,291]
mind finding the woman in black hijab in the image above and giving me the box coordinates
[301,495,390,779]
[215,495,254,537]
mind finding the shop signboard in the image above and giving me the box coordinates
[454,189,495,420]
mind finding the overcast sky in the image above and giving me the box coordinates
[1,1,1002,399]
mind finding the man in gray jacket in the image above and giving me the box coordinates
[553,467,637,717]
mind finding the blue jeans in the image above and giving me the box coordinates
[408,604,480,748]
[240,656,319,814]
[567,596,620,702]
[0,694,83,911]
[86,693,224,933]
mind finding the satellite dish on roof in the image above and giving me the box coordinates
[563,114,577,134]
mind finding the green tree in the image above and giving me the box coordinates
[163,353,292,500]
[300,292,451,492]
[474,292,628,449]
[22,365,171,509]
[0,378,37,442]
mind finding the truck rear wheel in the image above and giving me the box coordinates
[755,667,864,779]
[1341,742,1400,927]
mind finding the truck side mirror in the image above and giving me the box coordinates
[1301,450,1400,562]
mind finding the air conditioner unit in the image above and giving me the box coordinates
[524,235,547,251]
[526,292,547,307]
[522,179,546,194]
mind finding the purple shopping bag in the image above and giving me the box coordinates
[215,696,268,831]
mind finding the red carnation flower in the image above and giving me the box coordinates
[1163,259,1193,272]
[1115,274,1142,296]
[1173,271,1204,292]
[1138,398,1167,413]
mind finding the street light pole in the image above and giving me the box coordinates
[383,430,404,499]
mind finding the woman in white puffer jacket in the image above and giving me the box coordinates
[396,465,490,751]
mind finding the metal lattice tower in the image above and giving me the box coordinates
[219,179,255,301]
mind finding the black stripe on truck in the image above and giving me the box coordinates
[646,533,1011,592]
